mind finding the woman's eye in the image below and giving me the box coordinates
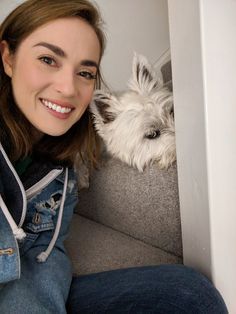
[79,71,96,80]
[39,56,56,66]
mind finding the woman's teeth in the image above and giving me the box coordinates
[41,99,72,113]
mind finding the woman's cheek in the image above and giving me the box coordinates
[78,84,94,104]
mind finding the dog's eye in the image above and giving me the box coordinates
[145,130,161,139]
[170,107,174,117]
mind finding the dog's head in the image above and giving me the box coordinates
[90,53,176,171]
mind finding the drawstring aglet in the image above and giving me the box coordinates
[37,251,48,263]
[14,228,26,241]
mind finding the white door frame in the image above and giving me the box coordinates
[168,0,236,311]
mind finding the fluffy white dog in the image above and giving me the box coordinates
[90,53,176,172]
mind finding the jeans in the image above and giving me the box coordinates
[67,264,228,314]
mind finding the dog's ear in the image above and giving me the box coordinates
[90,90,120,124]
[128,52,160,95]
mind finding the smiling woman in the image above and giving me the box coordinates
[0,0,106,313]
[0,0,105,165]
[1,17,100,137]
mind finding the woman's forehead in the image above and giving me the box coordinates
[18,17,101,63]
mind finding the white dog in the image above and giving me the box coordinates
[90,53,176,172]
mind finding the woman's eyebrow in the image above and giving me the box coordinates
[33,42,66,57]
[33,42,99,68]
[80,60,98,69]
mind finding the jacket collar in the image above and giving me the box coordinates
[0,142,26,226]
[0,142,63,225]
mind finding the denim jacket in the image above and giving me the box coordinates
[0,142,78,284]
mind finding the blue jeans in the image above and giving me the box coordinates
[67,265,228,314]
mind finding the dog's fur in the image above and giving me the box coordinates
[90,53,176,172]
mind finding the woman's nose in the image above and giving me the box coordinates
[54,69,77,97]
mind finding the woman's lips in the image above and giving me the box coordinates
[40,98,74,119]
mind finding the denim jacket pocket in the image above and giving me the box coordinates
[18,232,39,256]
[24,190,63,233]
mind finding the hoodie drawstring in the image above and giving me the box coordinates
[0,195,26,241]
[37,167,68,263]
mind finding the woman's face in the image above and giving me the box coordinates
[1,17,101,137]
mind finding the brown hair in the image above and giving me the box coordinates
[0,0,106,166]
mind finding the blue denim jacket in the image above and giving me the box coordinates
[0,142,78,284]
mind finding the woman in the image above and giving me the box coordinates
[0,0,103,312]
[0,0,228,313]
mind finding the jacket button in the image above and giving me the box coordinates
[0,248,14,255]
[33,212,41,224]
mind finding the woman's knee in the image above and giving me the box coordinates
[67,265,228,313]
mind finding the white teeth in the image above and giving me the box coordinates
[41,99,72,113]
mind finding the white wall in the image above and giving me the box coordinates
[168,0,236,311]
[0,0,24,22]
[94,0,170,91]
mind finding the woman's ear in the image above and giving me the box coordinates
[0,40,14,78]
